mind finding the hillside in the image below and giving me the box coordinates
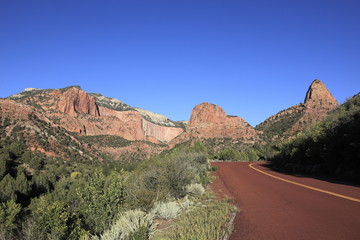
[256,79,338,141]
[271,93,360,183]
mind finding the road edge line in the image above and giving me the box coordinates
[249,163,360,203]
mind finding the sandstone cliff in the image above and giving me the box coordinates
[8,86,184,143]
[172,102,258,145]
[57,87,100,117]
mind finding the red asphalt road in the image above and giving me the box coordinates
[211,162,360,240]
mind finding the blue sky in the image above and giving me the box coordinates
[1,0,360,126]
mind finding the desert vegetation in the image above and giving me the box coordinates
[0,123,235,240]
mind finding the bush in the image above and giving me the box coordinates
[155,199,236,240]
[179,196,192,210]
[126,151,209,210]
[0,199,21,240]
[186,183,205,196]
[33,200,81,240]
[210,165,218,171]
[213,149,248,161]
[152,201,181,220]
[99,209,156,240]
[76,170,126,234]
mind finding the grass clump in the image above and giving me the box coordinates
[97,209,156,240]
[152,201,181,220]
[186,183,205,196]
[154,198,236,240]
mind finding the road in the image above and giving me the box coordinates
[211,162,360,240]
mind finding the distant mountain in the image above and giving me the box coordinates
[1,79,346,160]
[4,86,187,160]
[171,102,259,146]
[8,86,184,143]
[256,79,338,141]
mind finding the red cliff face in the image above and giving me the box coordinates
[187,103,228,128]
[9,87,184,143]
[57,88,100,117]
[304,79,338,107]
[142,119,184,143]
[173,102,258,144]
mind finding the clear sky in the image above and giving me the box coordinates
[1,0,360,126]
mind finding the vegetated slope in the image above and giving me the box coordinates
[0,117,218,240]
[271,93,360,183]
[0,98,101,161]
[256,79,338,141]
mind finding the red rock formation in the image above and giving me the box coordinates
[57,88,100,116]
[187,103,227,127]
[173,102,258,144]
[304,79,338,106]
[0,99,34,120]
[8,87,184,143]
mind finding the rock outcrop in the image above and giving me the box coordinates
[172,102,258,144]
[187,103,228,127]
[304,79,338,106]
[57,88,100,117]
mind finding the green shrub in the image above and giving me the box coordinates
[0,153,10,180]
[126,152,209,210]
[210,165,218,171]
[0,199,21,240]
[33,200,81,240]
[76,170,126,235]
[213,149,248,161]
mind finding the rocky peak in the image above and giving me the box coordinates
[172,102,258,144]
[187,102,227,128]
[257,79,339,141]
[304,79,338,106]
[57,87,100,117]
